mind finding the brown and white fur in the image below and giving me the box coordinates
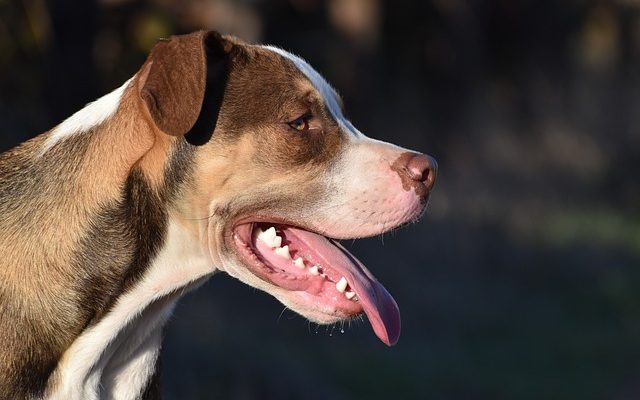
[0,31,437,399]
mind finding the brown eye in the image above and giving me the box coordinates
[287,114,311,132]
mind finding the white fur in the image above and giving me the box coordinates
[46,220,214,400]
[262,46,363,137]
[102,316,166,400]
[42,78,133,154]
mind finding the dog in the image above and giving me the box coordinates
[0,31,437,399]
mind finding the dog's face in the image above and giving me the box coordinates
[140,32,436,345]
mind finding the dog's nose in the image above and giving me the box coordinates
[406,153,438,191]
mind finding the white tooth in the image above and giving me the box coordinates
[309,265,320,275]
[274,245,290,259]
[258,226,276,242]
[265,226,277,236]
[336,277,348,293]
[293,257,305,268]
[271,235,282,249]
[253,226,264,239]
[345,291,356,300]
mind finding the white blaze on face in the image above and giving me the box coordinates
[319,136,425,238]
[261,46,363,138]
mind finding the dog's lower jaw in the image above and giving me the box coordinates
[214,218,405,346]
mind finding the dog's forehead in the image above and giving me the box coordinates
[259,46,363,138]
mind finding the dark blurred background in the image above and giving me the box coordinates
[2,0,640,399]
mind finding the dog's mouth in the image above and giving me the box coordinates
[232,222,401,346]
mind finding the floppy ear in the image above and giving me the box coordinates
[139,30,233,139]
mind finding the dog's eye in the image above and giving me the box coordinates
[287,114,311,132]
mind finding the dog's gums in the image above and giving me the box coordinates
[232,222,401,346]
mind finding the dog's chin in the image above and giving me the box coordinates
[223,219,407,346]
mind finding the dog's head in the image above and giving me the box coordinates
[138,31,437,346]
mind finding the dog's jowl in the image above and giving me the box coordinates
[0,31,437,399]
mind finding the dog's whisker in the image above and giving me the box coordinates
[277,306,289,324]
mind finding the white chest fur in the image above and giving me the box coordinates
[46,220,214,400]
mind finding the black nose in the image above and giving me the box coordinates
[405,153,438,191]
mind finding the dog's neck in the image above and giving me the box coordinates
[0,78,204,398]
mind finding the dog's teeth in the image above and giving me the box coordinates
[274,245,290,259]
[336,277,348,293]
[272,235,282,249]
[257,226,277,245]
[293,257,305,268]
[345,291,356,300]
[263,226,277,239]
[309,265,320,275]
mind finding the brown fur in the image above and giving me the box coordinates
[0,35,204,399]
[0,96,173,398]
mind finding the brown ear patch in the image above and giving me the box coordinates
[140,31,232,137]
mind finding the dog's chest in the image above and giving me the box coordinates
[45,221,213,400]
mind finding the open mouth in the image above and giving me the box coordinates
[232,222,401,346]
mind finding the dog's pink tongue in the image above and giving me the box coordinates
[330,240,401,346]
[289,228,401,346]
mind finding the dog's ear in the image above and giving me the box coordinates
[139,31,233,140]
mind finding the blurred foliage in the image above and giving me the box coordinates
[542,209,640,255]
[1,0,640,399]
